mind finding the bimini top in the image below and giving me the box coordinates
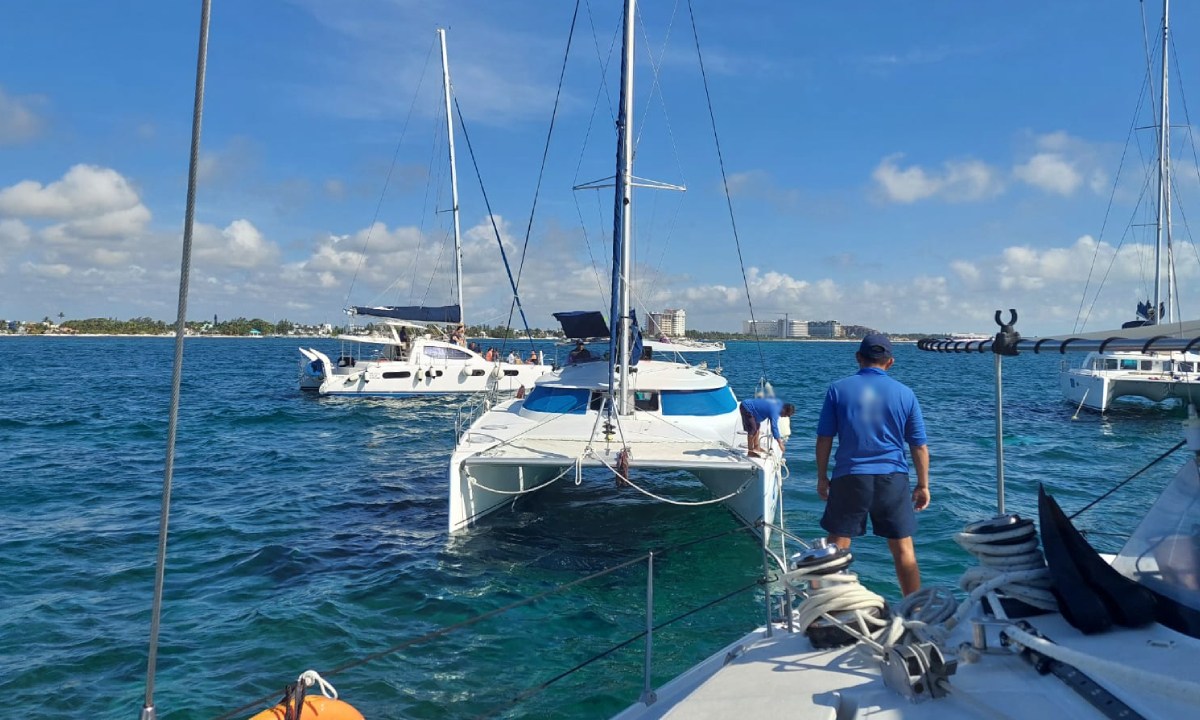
[553,311,610,340]
[350,305,462,324]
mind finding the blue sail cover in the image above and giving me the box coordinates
[351,305,462,323]
[629,309,643,366]
[553,311,611,339]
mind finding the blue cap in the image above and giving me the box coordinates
[858,333,892,360]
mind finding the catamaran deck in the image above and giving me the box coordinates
[617,612,1199,719]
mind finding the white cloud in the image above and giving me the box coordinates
[1012,131,1109,197]
[195,219,281,269]
[1013,153,1081,195]
[0,86,43,145]
[872,154,1003,203]
[0,165,143,219]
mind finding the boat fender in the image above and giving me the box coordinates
[248,695,364,720]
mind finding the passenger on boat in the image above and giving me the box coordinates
[568,342,592,364]
[815,334,930,596]
[528,350,539,364]
[739,397,795,458]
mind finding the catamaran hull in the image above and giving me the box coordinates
[1061,370,1200,412]
[299,348,547,397]
[449,450,780,542]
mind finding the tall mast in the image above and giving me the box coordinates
[609,0,636,414]
[439,28,465,326]
[1154,0,1170,324]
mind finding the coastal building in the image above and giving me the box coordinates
[785,319,809,338]
[742,319,780,337]
[648,308,686,337]
[742,318,814,338]
[808,320,844,338]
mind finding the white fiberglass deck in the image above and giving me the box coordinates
[617,612,1199,719]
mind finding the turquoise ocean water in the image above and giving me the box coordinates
[0,336,1185,719]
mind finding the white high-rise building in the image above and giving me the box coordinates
[649,308,687,337]
[742,319,780,337]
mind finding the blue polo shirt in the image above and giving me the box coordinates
[816,367,927,478]
[741,397,784,439]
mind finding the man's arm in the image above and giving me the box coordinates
[816,435,834,500]
[910,443,930,510]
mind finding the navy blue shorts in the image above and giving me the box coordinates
[820,472,916,539]
[739,404,760,436]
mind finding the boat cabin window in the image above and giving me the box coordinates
[1141,360,1153,371]
[382,371,411,379]
[634,390,659,412]
[581,391,662,412]
[1182,362,1195,373]
[660,387,737,416]
[1163,361,1174,372]
[1111,463,1200,638]
[1105,358,1119,370]
[523,386,589,414]
[1121,359,1138,370]
[424,346,472,360]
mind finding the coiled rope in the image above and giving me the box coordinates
[954,522,1057,613]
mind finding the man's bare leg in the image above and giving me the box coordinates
[827,534,851,550]
[887,537,920,596]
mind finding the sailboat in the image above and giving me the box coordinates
[446,0,785,540]
[297,29,550,398]
[1060,1,1200,412]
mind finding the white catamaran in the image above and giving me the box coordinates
[298,29,549,398]
[446,0,785,540]
[1060,0,1200,412]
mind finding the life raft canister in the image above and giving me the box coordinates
[248,694,364,720]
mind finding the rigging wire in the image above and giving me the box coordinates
[1068,439,1184,520]
[474,580,761,720]
[1073,43,1154,331]
[142,3,209,717]
[686,0,766,375]
[215,525,757,720]
[453,98,537,352]
[1169,36,1200,322]
[342,36,437,313]
[571,1,624,309]
[502,0,581,342]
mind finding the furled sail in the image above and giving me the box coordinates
[350,305,462,324]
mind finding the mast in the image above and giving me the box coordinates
[609,0,636,414]
[439,28,465,327]
[1154,0,1170,325]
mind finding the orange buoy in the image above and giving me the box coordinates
[248,694,364,720]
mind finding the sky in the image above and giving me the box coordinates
[4,1,1200,335]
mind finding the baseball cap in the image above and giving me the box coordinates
[858,333,893,360]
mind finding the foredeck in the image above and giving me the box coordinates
[619,613,1200,719]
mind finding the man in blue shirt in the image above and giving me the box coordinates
[739,397,795,457]
[815,334,930,596]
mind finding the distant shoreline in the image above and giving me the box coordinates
[0,333,330,339]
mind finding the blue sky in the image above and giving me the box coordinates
[3,0,1200,335]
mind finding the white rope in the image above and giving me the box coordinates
[783,564,897,655]
[467,464,577,496]
[1004,625,1200,706]
[954,525,1057,611]
[587,447,757,506]
[297,669,338,699]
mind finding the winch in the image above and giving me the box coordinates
[788,539,887,649]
